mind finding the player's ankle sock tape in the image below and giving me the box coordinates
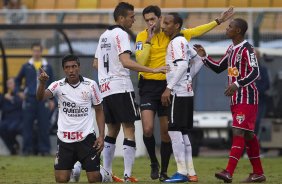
[105,136,116,144]
[123,139,136,147]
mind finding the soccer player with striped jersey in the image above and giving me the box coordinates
[36,55,107,183]
[161,13,204,183]
[195,18,266,183]
[135,6,234,181]
[93,2,167,182]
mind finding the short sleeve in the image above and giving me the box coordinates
[172,37,188,61]
[115,30,132,55]
[91,81,103,105]
[47,81,60,97]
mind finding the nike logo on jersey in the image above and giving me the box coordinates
[61,93,67,96]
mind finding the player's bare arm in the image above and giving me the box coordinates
[36,67,52,101]
[93,103,105,153]
[119,52,168,73]
[92,58,98,70]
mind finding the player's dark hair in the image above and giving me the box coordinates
[113,2,134,21]
[168,12,183,29]
[62,54,80,68]
[31,42,43,50]
[234,18,248,36]
[142,5,161,18]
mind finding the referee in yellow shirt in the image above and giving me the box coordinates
[135,6,234,181]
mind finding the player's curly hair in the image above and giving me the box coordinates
[61,54,80,68]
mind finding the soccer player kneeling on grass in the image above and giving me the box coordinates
[161,13,204,183]
[36,54,111,183]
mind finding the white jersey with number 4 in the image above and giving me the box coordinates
[47,76,103,143]
[95,25,134,98]
[166,34,202,97]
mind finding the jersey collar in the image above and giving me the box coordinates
[64,75,84,88]
[108,25,126,31]
[171,33,184,41]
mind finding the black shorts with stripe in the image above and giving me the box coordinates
[103,92,139,124]
[168,95,194,133]
[138,77,168,117]
[54,133,100,172]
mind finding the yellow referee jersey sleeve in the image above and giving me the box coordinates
[135,20,218,80]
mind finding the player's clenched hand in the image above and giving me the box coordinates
[218,7,234,24]
[193,44,206,57]
[93,136,104,153]
[38,67,49,83]
[224,83,238,96]
[161,88,171,107]
[153,65,170,74]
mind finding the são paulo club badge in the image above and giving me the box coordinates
[236,113,245,124]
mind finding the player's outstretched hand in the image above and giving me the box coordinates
[38,67,49,83]
[218,7,234,24]
[153,65,170,74]
[194,44,207,57]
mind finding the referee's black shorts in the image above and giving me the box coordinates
[138,77,167,117]
[168,95,194,134]
[103,92,139,124]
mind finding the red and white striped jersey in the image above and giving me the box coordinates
[203,40,260,105]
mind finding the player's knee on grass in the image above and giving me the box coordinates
[55,170,71,183]
[86,171,102,183]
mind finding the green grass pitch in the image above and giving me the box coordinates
[0,156,281,183]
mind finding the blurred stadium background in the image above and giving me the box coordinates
[1,0,282,156]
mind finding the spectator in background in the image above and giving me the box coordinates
[254,49,270,137]
[3,0,27,24]
[15,43,55,156]
[0,77,22,155]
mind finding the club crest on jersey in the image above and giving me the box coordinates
[81,91,89,101]
[136,42,143,50]
[236,113,245,124]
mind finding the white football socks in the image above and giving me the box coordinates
[103,141,116,173]
[168,131,187,175]
[183,134,196,176]
[123,143,136,177]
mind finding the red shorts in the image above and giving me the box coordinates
[231,104,258,131]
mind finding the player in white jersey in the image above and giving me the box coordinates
[161,13,204,183]
[93,2,167,182]
[36,54,106,183]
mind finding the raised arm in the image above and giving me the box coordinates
[194,44,228,74]
[36,68,53,101]
[182,7,234,41]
